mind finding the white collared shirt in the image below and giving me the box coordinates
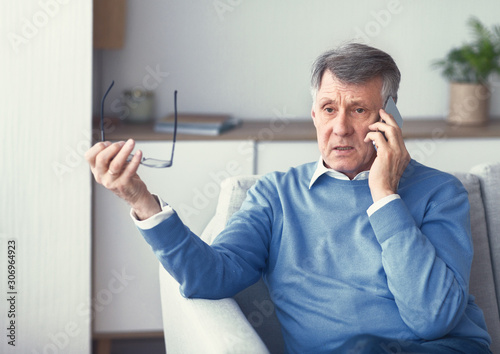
[309,156,371,188]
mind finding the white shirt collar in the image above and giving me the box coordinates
[309,156,370,189]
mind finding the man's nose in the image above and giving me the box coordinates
[333,111,353,136]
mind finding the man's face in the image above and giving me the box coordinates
[311,71,384,179]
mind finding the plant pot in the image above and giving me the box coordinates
[447,82,490,126]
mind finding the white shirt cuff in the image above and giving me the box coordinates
[130,194,175,230]
[367,194,401,217]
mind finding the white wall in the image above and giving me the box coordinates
[1,1,92,353]
[98,0,500,121]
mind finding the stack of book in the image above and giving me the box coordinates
[154,114,241,136]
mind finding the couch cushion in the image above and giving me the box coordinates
[453,171,500,352]
[201,175,261,244]
[471,163,500,308]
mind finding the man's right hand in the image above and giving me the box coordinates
[85,139,161,220]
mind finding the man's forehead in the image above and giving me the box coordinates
[317,95,368,105]
[317,71,383,103]
[319,70,381,89]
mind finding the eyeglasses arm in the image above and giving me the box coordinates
[100,80,115,141]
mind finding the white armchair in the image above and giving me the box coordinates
[159,164,500,353]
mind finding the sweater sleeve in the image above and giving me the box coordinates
[368,177,472,340]
[138,177,274,299]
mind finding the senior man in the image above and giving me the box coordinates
[86,43,491,353]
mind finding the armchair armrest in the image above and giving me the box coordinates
[159,264,269,354]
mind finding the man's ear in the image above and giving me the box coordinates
[311,106,317,127]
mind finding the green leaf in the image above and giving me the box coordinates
[432,16,500,83]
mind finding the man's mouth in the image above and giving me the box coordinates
[334,146,354,151]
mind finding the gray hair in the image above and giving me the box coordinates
[310,43,401,104]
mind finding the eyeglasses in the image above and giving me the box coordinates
[100,80,177,168]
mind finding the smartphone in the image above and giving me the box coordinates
[383,96,403,129]
[373,96,403,150]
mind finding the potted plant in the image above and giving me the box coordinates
[433,17,500,125]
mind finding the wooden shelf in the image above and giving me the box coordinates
[101,118,500,142]
[93,331,163,339]
[93,331,163,354]
[401,118,500,139]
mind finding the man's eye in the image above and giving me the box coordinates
[355,108,365,114]
[325,108,334,113]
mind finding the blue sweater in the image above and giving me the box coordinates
[140,160,491,352]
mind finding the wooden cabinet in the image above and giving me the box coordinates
[405,138,500,173]
[93,0,126,49]
[256,141,318,174]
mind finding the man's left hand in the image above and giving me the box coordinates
[364,108,411,203]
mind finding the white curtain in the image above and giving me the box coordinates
[1,1,92,353]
